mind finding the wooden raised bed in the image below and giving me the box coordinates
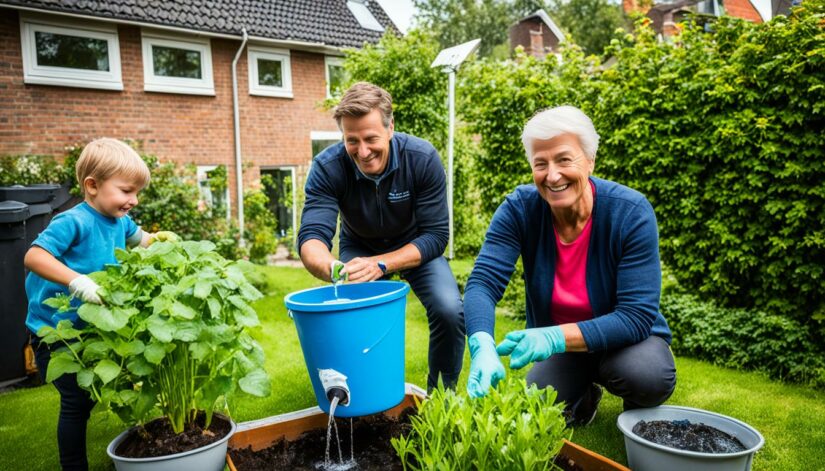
[226,383,629,471]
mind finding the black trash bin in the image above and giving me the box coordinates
[0,182,77,384]
[0,201,31,383]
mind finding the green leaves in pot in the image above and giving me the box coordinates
[38,240,271,434]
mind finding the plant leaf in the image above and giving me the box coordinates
[144,342,167,364]
[146,314,174,343]
[46,353,81,383]
[94,359,121,385]
[238,369,271,397]
[170,301,197,320]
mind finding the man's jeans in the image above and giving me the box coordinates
[341,248,465,390]
[527,335,677,415]
[32,336,96,471]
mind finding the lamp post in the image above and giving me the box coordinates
[431,38,480,259]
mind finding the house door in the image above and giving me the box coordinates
[260,167,294,238]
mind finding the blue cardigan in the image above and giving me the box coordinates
[464,177,672,352]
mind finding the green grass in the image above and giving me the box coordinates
[1,264,823,470]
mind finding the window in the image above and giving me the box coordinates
[197,165,230,220]
[325,56,346,98]
[248,47,292,98]
[346,0,385,32]
[261,167,296,238]
[142,32,214,95]
[19,15,122,90]
[311,131,342,157]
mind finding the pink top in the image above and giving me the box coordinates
[551,184,595,325]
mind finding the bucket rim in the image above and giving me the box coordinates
[616,405,765,459]
[284,280,410,312]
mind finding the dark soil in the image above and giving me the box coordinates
[229,408,583,471]
[633,419,746,454]
[114,412,232,458]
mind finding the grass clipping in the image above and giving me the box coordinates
[393,377,570,470]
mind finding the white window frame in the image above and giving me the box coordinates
[325,56,345,99]
[247,46,293,98]
[196,165,231,221]
[142,31,214,95]
[19,14,123,90]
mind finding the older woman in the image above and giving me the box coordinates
[464,106,676,425]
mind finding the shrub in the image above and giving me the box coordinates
[0,154,67,186]
[662,292,825,388]
[38,240,271,431]
[392,376,569,470]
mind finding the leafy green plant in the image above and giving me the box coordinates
[0,154,67,186]
[38,240,271,433]
[392,377,570,470]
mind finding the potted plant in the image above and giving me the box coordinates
[226,379,630,470]
[39,239,271,470]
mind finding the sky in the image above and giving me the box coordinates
[375,0,417,33]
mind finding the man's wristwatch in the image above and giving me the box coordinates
[377,260,388,275]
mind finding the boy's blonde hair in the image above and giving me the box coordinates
[75,138,150,194]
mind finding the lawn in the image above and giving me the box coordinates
[1,264,823,470]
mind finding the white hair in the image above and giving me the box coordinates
[521,106,600,163]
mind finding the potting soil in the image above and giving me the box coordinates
[632,419,746,454]
[115,412,232,458]
[229,408,584,471]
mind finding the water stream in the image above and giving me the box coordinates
[322,397,358,470]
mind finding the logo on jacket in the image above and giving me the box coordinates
[387,190,411,202]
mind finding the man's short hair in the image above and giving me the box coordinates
[333,82,393,128]
[75,138,150,193]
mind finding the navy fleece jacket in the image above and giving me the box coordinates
[464,177,672,352]
[298,132,449,262]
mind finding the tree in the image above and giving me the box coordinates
[414,0,549,57]
[547,0,627,56]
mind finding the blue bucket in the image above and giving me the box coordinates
[285,281,410,417]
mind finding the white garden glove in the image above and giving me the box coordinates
[68,275,102,304]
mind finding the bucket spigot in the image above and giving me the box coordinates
[318,368,350,406]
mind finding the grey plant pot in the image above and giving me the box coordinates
[617,405,764,471]
[106,416,237,471]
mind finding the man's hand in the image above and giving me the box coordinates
[466,332,506,398]
[68,275,102,304]
[496,326,566,370]
[344,257,386,282]
[148,231,179,245]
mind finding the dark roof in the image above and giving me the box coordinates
[0,0,398,48]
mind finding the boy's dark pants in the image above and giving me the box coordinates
[32,337,96,471]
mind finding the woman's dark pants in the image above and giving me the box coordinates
[527,335,677,420]
[32,337,96,471]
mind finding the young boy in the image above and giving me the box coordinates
[24,138,155,470]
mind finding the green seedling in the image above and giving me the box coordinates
[393,377,570,470]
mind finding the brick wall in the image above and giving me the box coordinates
[0,9,340,200]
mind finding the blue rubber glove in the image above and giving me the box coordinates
[467,332,506,398]
[496,326,566,370]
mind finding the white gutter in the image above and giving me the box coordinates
[2,4,347,54]
[232,27,248,247]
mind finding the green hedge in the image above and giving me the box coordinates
[663,292,825,388]
[461,3,825,330]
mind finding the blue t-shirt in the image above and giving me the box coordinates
[25,202,141,334]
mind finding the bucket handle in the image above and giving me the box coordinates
[288,309,293,319]
[362,314,403,355]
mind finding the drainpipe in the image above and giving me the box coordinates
[232,27,248,247]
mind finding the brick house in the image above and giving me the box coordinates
[0,0,397,236]
[624,0,796,36]
[509,9,565,59]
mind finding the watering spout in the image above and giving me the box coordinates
[319,368,350,406]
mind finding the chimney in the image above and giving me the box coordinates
[529,26,546,59]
